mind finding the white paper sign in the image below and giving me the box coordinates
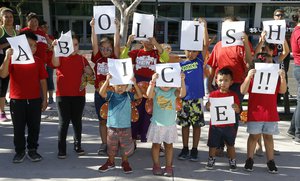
[180,20,204,51]
[93,6,115,34]
[108,58,134,85]
[252,63,279,94]
[222,21,245,47]
[156,63,181,87]
[7,34,35,64]
[210,96,236,125]
[36,34,47,44]
[263,20,286,44]
[54,30,74,57]
[132,13,154,41]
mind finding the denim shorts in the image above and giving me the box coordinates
[247,122,279,135]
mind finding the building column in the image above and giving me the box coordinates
[184,2,191,20]
[42,0,51,34]
[254,3,262,28]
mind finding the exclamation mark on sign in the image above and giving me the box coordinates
[258,72,263,89]
[265,73,271,90]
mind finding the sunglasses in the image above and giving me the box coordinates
[275,14,284,17]
[100,47,112,52]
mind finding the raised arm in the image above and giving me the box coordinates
[90,18,99,56]
[240,69,256,95]
[242,32,253,68]
[175,73,186,98]
[199,18,209,59]
[51,40,60,67]
[254,31,267,56]
[120,34,135,59]
[146,73,158,99]
[149,37,169,63]
[99,74,111,98]
[278,69,287,94]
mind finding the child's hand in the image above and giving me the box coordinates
[278,69,286,79]
[260,30,267,42]
[127,34,135,46]
[205,101,211,111]
[106,73,112,81]
[198,17,207,27]
[131,76,137,84]
[247,69,256,79]
[90,18,95,27]
[52,39,58,47]
[232,103,240,113]
[180,72,185,80]
[151,73,159,82]
[5,48,13,57]
[241,32,249,43]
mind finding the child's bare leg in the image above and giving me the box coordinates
[256,135,263,154]
[152,143,161,166]
[247,134,261,158]
[192,126,201,148]
[209,147,216,157]
[227,145,236,159]
[182,126,190,147]
[262,134,274,161]
[108,155,115,163]
[163,142,173,167]
[100,121,107,144]
[121,155,128,162]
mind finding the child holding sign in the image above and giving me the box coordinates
[146,72,186,176]
[240,57,287,174]
[121,35,169,147]
[177,18,208,162]
[90,18,120,156]
[205,68,240,170]
[0,31,48,163]
[98,74,142,173]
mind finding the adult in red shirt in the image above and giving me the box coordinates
[288,14,300,144]
[20,12,49,65]
[0,31,48,163]
[52,35,93,159]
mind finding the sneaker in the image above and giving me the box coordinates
[189,148,199,162]
[13,152,26,163]
[57,152,66,159]
[244,158,254,172]
[267,160,278,174]
[152,165,163,176]
[98,159,115,172]
[178,147,189,160]
[205,157,215,170]
[48,97,54,104]
[159,146,165,157]
[121,160,133,174]
[163,166,173,177]
[0,112,7,122]
[97,144,107,156]
[229,159,237,171]
[74,146,85,156]
[27,150,42,162]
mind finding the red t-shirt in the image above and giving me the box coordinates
[247,79,280,122]
[9,56,48,99]
[291,25,300,65]
[128,49,160,78]
[207,41,253,83]
[91,51,116,89]
[21,27,48,65]
[209,89,240,127]
[54,54,89,96]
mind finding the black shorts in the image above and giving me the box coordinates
[207,125,236,148]
[0,76,9,97]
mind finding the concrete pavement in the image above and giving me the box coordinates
[0,93,299,181]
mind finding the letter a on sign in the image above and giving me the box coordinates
[54,30,74,57]
[132,13,154,41]
[221,21,245,47]
[93,6,115,34]
[108,58,134,85]
[210,96,236,125]
[180,20,204,51]
[7,34,34,64]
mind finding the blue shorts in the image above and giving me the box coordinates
[207,126,236,148]
[247,122,279,135]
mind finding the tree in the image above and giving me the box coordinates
[111,0,142,45]
[2,0,26,27]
